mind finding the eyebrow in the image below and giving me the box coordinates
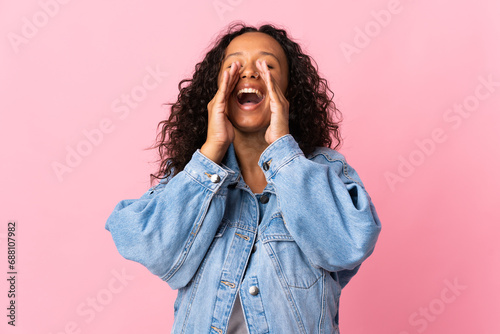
[223,51,281,64]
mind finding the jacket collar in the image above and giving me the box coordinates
[220,142,275,194]
[220,142,242,184]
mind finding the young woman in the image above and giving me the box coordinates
[105,22,382,334]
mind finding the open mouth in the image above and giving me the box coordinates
[235,88,265,107]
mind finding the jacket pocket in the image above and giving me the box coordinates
[261,213,322,289]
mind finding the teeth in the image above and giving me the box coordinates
[236,88,263,99]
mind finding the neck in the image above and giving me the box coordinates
[233,130,268,176]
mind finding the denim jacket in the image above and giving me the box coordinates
[105,134,381,334]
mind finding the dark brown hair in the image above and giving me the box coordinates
[148,21,343,186]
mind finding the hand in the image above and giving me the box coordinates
[202,61,241,164]
[256,59,290,145]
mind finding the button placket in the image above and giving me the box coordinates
[239,276,269,332]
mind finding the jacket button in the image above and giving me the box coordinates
[262,161,269,171]
[210,174,220,183]
[249,286,259,295]
[259,194,269,204]
[252,244,257,253]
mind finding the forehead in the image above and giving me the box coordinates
[224,32,286,60]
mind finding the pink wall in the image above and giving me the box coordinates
[1,0,499,333]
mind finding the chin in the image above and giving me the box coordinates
[233,122,269,133]
[230,117,269,133]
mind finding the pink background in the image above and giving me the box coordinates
[1,0,499,333]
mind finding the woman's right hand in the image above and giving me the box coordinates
[201,61,241,165]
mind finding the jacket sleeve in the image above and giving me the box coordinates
[258,134,382,273]
[104,149,234,290]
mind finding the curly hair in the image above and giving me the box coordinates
[148,21,343,186]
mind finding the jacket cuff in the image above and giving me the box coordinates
[183,149,234,193]
[258,134,304,179]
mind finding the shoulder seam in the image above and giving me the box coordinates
[308,148,364,188]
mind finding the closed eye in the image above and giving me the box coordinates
[227,64,274,69]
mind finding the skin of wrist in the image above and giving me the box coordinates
[200,142,229,165]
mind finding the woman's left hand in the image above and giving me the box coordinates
[256,59,290,145]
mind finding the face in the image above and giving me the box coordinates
[217,32,289,135]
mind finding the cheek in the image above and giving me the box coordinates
[279,78,288,94]
[217,74,222,88]
[274,72,286,90]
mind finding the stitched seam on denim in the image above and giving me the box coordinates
[317,154,365,189]
[258,212,283,236]
[261,235,293,242]
[319,270,326,333]
[261,213,290,238]
[288,272,321,290]
[236,190,244,227]
[340,160,364,188]
[308,151,325,160]
[210,225,253,329]
[314,151,340,162]
[258,219,275,237]
[200,239,225,332]
[196,149,228,171]
[228,222,256,233]
[162,191,214,282]
[184,168,218,193]
[148,182,166,195]
[179,237,214,334]
[260,133,293,159]
[274,184,283,217]
[331,273,341,331]
[173,286,188,321]
[246,276,270,333]
[239,288,253,333]
[149,173,172,194]
[268,152,304,179]
[264,243,307,334]
[264,233,321,289]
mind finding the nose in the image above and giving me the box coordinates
[240,63,260,80]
